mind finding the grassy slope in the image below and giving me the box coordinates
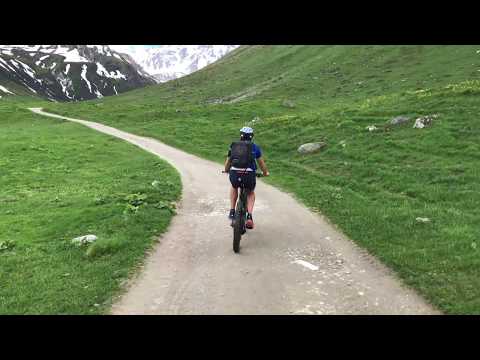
[45,45,480,314]
[0,98,180,314]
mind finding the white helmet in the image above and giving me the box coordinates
[240,126,254,134]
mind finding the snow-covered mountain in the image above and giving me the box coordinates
[0,45,156,101]
[113,45,239,83]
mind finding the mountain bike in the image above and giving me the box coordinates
[223,171,263,253]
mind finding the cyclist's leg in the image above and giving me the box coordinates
[246,171,256,213]
[230,186,238,209]
[245,172,256,229]
[246,191,255,214]
[229,170,240,219]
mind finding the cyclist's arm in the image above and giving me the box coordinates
[224,157,232,172]
[257,157,269,176]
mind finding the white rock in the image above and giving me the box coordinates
[366,125,377,132]
[416,217,431,223]
[413,119,425,129]
[297,142,327,154]
[72,234,97,246]
[413,115,437,129]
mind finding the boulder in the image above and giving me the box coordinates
[413,114,438,129]
[389,116,410,126]
[297,142,327,154]
[72,234,97,246]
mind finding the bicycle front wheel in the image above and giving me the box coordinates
[233,211,242,253]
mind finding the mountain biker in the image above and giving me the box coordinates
[224,126,269,229]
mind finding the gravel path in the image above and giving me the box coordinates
[30,108,440,315]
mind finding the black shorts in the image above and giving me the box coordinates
[229,170,256,190]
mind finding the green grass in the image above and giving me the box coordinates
[43,45,480,314]
[0,100,181,314]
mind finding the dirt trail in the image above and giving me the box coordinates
[29,108,440,315]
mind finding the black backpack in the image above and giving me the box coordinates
[230,141,254,168]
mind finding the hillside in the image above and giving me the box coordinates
[0,98,180,314]
[0,45,156,101]
[45,45,480,314]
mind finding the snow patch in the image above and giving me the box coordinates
[0,58,14,71]
[95,63,109,77]
[57,48,89,62]
[92,83,103,99]
[10,59,20,69]
[14,60,37,80]
[65,64,70,75]
[0,85,15,95]
[81,64,92,93]
[95,63,126,79]
[58,75,73,100]
[21,81,37,94]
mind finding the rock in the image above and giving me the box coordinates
[72,234,97,246]
[297,142,327,154]
[0,240,15,251]
[366,125,377,132]
[282,99,296,108]
[389,115,410,126]
[413,114,438,129]
[416,217,431,223]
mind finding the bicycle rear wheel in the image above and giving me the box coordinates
[233,209,242,253]
[233,191,245,253]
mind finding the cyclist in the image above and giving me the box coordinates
[224,126,269,229]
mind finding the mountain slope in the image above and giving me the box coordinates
[45,45,480,314]
[0,45,156,101]
[118,45,239,82]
